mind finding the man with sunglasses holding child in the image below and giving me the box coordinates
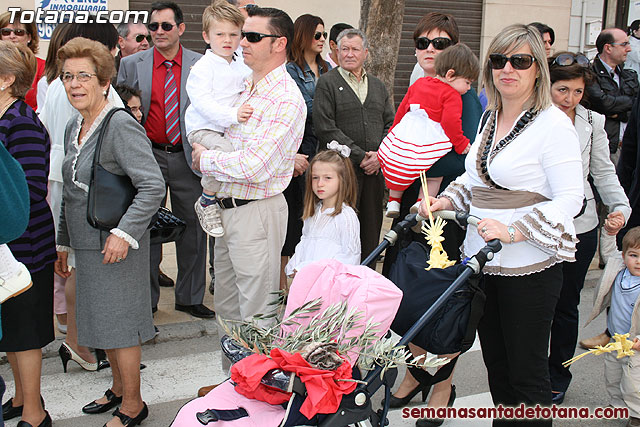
[118,2,215,320]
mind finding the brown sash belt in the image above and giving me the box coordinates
[471,186,549,209]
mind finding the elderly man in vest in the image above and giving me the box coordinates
[313,28,394,260]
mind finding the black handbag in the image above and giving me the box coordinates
[87,108,136,231]
[150,206,186,245]
[87,108,186,245]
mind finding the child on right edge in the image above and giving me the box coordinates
[377,43,479,218]
[585,226,640,426]
[185,0,252,237]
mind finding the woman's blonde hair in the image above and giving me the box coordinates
[302,150,357,220]
[482,24,551,112]
[57,37,115,87]
[0,41,37,99]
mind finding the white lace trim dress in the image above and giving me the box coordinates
[285,203,361,276]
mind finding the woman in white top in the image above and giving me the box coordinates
[546,52,630,405]
[421,25,583,425]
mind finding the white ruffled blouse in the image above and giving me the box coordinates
[441,106,584,276]
[285,203,361,276]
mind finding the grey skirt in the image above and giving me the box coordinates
[74,232,155,349]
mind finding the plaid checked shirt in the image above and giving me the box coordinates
[200,64,306,199]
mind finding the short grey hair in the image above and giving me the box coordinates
[117,22,130,39]
[336,28,369,50]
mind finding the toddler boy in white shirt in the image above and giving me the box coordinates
[186,0,252,237]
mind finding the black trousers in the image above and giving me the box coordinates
[478,265,562,426]
[548,228,598,393]
[355,169,384,262]
[617,206,640,249]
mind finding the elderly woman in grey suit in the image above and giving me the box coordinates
[546,52,631,406]
[53,37,164,427]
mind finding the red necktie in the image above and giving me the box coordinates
[164,61,180,145]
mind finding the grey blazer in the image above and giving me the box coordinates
[573,104,631,234]
[57,109,166,250]
[116,46,202,169]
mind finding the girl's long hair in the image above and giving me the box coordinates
[302,150,357,220]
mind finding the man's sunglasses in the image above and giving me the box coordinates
[135,34,152,43]
[488,53,536,70]
[415,36,452,51]
[550,53,589,68]
[239,4,258,12]
[314,31,327,41]
[148,22,175,32]
[1,28,27,37]
[241,31,279,43]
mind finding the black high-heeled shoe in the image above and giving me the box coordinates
[82,389,123,414]
[388,382,432,408]
[16,410,51,427]
[415,384,456,427]
[3,396,45,421]
[105,402,148,427]
[59,343,109,372]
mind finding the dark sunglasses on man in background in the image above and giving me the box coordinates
[488,53,536,70]
[1,28,27,37]
[135,34,152,43]
[148,22,175,32]
[241,31,279,43]
[550,53,589,68]
[314,31,327,40]
[415,36,452,51]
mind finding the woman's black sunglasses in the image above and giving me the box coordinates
[314,31,327,41]
[415,37,452,51]
[241,31,280,43]
[135,34,152,43]
[488,53,536,70]
[550,53,589,68]
[1,28,27,37]
[148,22,175,32]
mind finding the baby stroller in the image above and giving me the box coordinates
[171,211,501,427]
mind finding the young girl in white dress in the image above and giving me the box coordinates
[285,142,361,277]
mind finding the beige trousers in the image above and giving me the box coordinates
[213,193,287,371]
[187,129,233,194]
[604,348,640,418]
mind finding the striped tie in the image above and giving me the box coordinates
[164,60,180,145]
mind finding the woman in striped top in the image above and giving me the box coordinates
[0,41,55,427]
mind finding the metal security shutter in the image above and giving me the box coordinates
[129,0,211,54]
[393,0,483,107]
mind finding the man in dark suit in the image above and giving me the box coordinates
[117,1,213,318]
[313,28,394,260]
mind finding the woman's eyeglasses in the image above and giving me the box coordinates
[415,37,452,51]
[488,53,536,70]
[314,31,327,41]
[148,22,175,32]
[241,31,279,43]
[135,34,152,43]
[1,28,27,37]
[550,53,589,68]
[60,72,97,84]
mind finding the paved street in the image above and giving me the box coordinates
[0,266,630,426]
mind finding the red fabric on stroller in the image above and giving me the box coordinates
[171,259,403,426]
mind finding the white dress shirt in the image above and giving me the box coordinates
[184,49,251,136]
